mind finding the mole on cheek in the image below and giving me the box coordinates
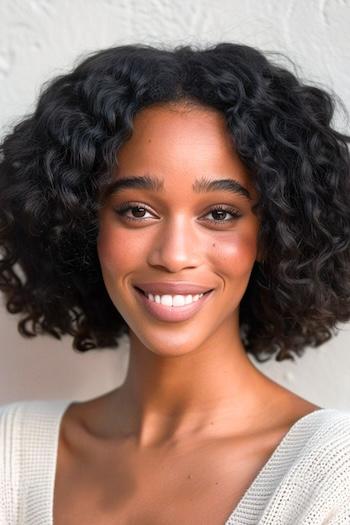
[212,243,216,247]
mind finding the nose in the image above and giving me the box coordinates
[147,214,203,273]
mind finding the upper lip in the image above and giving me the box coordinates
[134,282,214,295]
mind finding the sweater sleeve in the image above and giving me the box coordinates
[296,411,350,524]
[326,506,350,525]
[0,402,22,525]
[0,405,6,525]
[259,410,350,524]
[0,398,72,525]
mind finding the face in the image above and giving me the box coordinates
[97,103,260,357]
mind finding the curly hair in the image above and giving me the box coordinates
[1,42,350,363]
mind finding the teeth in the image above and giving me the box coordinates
[146,293,204,306]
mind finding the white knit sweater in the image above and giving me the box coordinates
[0,400,350,524]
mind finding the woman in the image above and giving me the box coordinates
[0,42,350,524]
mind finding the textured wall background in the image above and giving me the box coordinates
[0,0,349,408]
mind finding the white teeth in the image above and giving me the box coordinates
[160,295,173,306]
[146,292,204,306]
[173,295,186,307]
[185,294,193,305]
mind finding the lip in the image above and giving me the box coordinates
[133,282,214,295]
[133,286,214,323]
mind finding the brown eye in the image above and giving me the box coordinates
[113,203,156,222]
[113,203,242,225]
[202,206,242,224]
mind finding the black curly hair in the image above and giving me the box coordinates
[1,42,350,363]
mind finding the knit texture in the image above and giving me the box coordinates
[0,400,349,524]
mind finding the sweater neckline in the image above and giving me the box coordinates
[50,401,329,525]
[224,406,330,523]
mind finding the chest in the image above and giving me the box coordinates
[53,432,278,525]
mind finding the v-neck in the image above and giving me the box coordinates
[49,400,329,525]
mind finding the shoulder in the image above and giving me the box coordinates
[236,408,350,523]
[0,398,73,433]
[0,399,74,523]
[301,407,350,458]
[289,408,350,518]
[291,407,350,470]
[0,398,73,468]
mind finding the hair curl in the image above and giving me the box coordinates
[1,42,350,362]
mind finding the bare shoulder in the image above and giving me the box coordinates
[58,389,126,451]
[256,379,322,437]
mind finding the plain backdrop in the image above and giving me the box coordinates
[0,0,349,408]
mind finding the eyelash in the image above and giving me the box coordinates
[113,202,242,225]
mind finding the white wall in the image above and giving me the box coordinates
[0,0,349,409]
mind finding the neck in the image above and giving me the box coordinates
[109,327,277,448]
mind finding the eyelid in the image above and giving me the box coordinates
[113,201,243,225]
[114,200,242,214]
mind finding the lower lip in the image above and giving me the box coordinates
[133,287,214,322]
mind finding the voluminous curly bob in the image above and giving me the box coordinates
[1,42,350,363]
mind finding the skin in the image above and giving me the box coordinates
[54,102,320,524]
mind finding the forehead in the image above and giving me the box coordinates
[129,103,230,145]
[118,103,238,164]
[109,103,256,199]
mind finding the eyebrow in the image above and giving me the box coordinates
[100,173,252,202]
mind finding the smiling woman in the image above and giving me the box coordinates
[96,104,261,347]
[1,42,350,524]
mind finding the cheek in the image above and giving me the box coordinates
[97,221,145,274]
[211,230,257,275]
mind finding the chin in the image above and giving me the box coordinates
[129,329,206,357]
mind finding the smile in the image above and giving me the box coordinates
[133,287,213,322]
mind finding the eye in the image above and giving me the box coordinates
[201,206,242,224]
[113,203,242,225]
[113,203,156,222]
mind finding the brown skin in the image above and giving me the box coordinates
[54,103,320,524]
